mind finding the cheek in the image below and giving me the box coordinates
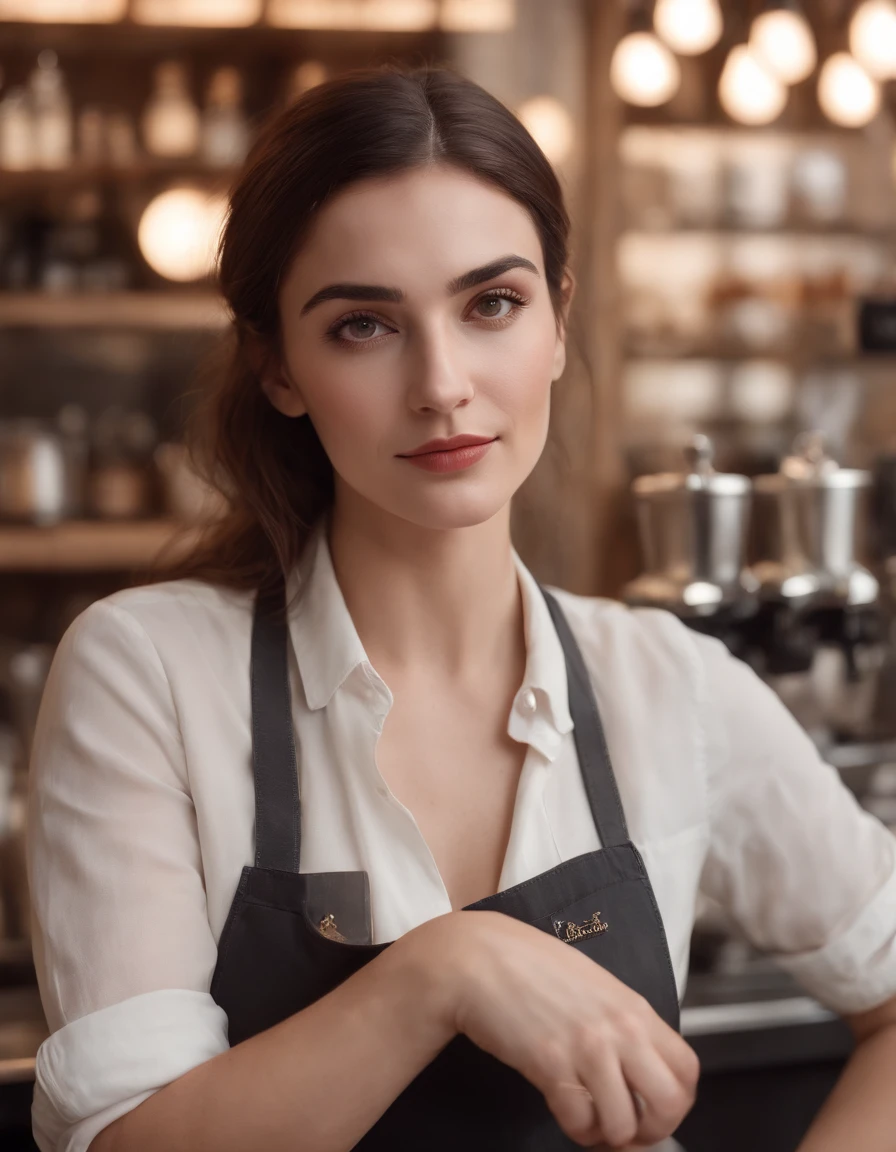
[309,384,386,465]
[484,317,557,415]
[287,344,391,458]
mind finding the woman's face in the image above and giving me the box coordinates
[262,163,573,532]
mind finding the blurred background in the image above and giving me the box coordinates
[2,1,896,1148]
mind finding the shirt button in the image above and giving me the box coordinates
[518,688,537,714]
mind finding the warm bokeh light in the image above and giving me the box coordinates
[818,52,881,127]
[440,0,515,31]
[610,31,681,107]
[653,0,722,55]
[133,0,262,24]
[516,96,574,165]
[0,0,126,18]
[287,60,330,102]
[719,44,788,125]
[266,0,437,29]
[849,0,896,79]
[138,187,228,282]
[749,8,817,84]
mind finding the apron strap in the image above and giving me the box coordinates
[249,574,630,871]
[251,576,301,871]
[538,585,630,849]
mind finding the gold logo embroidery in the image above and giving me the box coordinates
[318,913,347,943]
[553,911,609,944]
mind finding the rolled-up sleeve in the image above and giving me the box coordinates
[27,599,230,1152]
[692,629,896,1015]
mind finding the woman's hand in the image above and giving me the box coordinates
[407,909,699,1149]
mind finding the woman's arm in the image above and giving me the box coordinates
[92,904,700,1152]
[794,993,896,1151]
[30,597,696,1152]
[90,920,457,1152]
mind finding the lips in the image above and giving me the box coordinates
[399,435,496,457]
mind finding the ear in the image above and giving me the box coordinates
[552,270,576,382]
[248,338,307,419]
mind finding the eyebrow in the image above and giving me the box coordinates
[299,254,540,317]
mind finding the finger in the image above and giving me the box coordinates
[579,1049,640,1149]
[544,1078,602,1146]
[622,1043,695,1144]
[649,1026,701,1093]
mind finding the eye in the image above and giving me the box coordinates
[325,311,393,347]
[470,288,530,323]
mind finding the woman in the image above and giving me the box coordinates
[26,64,896,1152]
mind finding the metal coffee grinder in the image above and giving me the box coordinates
[746,432,883,747]
[622,435,759,655]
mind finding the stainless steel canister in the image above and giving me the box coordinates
[623,435,756,617]
[749,432,878,609]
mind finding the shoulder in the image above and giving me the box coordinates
[542,585,717,698]
[56,577,257,693]
[543,588,721,796]
[77,575,253,642]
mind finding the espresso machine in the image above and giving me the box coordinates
[747,432,885,746]
[624,432,888,750]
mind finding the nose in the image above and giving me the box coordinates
[404,323,475,415]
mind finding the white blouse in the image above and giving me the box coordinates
[27,515,896,1152]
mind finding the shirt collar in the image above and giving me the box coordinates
[287,515,574,750]
[288,515,369,711]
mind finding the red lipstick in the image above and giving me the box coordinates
[397,434,497,474]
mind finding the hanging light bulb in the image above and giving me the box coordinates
[653,0,722,55]
[610,31,680,107]
[138,187,228,282]
[818,51,880,126]
[719,44,788,124]
[849,0,896,80]
[749,5,817,84]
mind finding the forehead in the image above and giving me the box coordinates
[282,165,543,298]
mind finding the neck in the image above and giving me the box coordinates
[326,494,524,687]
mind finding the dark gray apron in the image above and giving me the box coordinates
[210,577,681,1149]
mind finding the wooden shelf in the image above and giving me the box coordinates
[0,162,240,194]
[0,291,229,329]
[620,225,896,240]
[622,345,865,363]
[0,519,203,571]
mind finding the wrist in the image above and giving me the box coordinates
[393,910,472,1045]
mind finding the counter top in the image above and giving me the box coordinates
[681,964,853,1074]
[0,961,856,1086]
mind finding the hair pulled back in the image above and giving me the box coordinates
[151,62,572,596]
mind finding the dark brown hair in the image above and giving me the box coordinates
[148,62,572,600]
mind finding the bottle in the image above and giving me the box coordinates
[200,66,250,167]
[87,407,158,520]
[29,49,73,170]
[106,110,138,167]
[142,60,200,159]
[0,87,34,171]
[77,105,105,166]
[285,60,328,106]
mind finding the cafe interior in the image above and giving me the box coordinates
[3,0,896,1147]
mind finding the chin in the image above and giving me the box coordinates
[389,486,515,533]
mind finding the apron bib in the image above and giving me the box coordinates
[210,579,680,1149]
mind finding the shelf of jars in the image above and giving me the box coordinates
[617,123,896,239]
[0,517,202,571]
[0,290,228,328]
[0,0,512,40]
